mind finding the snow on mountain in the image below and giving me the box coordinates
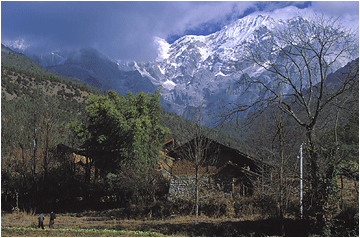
[123,15,281,118]
[122,14,353,121]
[162,79,177,90]
[3,39,29,52]
[5,14,355,124]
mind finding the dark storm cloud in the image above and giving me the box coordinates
[1,1,358,61]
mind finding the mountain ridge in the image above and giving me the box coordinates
[3,14,356,124]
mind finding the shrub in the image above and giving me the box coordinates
[233,194,242,216]
[199,197,233,218]
[253,194,278,218]
[328,206,359,236]
[171,199,194,216]
[233,196,257,218]
[1,209,38,228]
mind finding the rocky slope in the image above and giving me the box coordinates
[4,15,355,124]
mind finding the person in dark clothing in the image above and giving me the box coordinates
[49,211,56,229]
[38,214,45,229]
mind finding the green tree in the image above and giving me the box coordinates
[79,90,169,204]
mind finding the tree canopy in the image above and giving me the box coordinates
[80,90,169,175]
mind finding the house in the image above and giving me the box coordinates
[157,151,175,178]
[163,138,178,152]
[162,137,269,200]
[56,143,97,183]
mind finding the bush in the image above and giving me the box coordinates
[233,196,257,218]
[328,206,359,236]
[233,194,278,219]
[253,194,278,218]
[1,209,38,228]
[171,199,194,216]
[198,197,233,218]
[233,194,242,216]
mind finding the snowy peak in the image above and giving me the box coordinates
[4,14,354,123]
[143,14,353,119]
[220,14,274,40]
[154,14,277,66]
[3,39,29,52]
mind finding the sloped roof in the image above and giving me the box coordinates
[164,138,175,145]
[171,159,217,176]
[167,136,270,175]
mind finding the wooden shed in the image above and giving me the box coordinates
[164,137,268,200]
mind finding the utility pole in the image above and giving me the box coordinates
[300,143,303,219]
[33,127,37,177]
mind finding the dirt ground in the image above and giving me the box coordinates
[1,211,312,237]
[1,228,145,237]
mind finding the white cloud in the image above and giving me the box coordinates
[2,1,358,61]
[239,3,358,33]
[165,2,257,36]
[310,1,359,29]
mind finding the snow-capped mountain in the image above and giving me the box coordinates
[3,39,29,52]
[3,15,355,124]
[115,15,282,117]
[120,14,353,120]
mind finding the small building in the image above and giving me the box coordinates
[163,138,178,152]
[163,137,268,200]
[56,143,97,183]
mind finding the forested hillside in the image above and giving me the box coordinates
[2,51,104,211]
[1,50,247,151]
[1,51,248,211]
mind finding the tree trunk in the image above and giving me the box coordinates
[85,157,91,183]
[306,127,324,232]
[43,137,49,181]
[195,168,199,217]
[278,100,285,236]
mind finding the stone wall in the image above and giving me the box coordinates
[168,174,233,201]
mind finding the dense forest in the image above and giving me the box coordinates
[1,48,358,236]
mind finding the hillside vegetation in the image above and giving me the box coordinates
[1,50,247,205]
[1,49,358,236]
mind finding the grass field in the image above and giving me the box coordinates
[1,227,164,237]
[1,209,315,237]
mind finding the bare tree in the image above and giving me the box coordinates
[221,15,358,226]
[176,107,219,217]
[41,100,62,180]
[245,101,301,235]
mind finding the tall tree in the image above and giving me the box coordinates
[79,90,169,204]
[220,15,358,227]
[175,107,219,217]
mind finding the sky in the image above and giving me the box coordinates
[1,1,359,62]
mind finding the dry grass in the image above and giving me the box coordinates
[1,210,166,237]
[1,209,263,237]
[2,191,358,237]
[1,209,38,228]
[1,210,241,230]
[1,227,153,237]
[1,210,307,237]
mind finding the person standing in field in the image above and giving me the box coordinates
[38,214,45,229]
[49,211,56,229]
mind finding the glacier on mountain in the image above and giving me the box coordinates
[4,14,356,124]
[118,14,354,122]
